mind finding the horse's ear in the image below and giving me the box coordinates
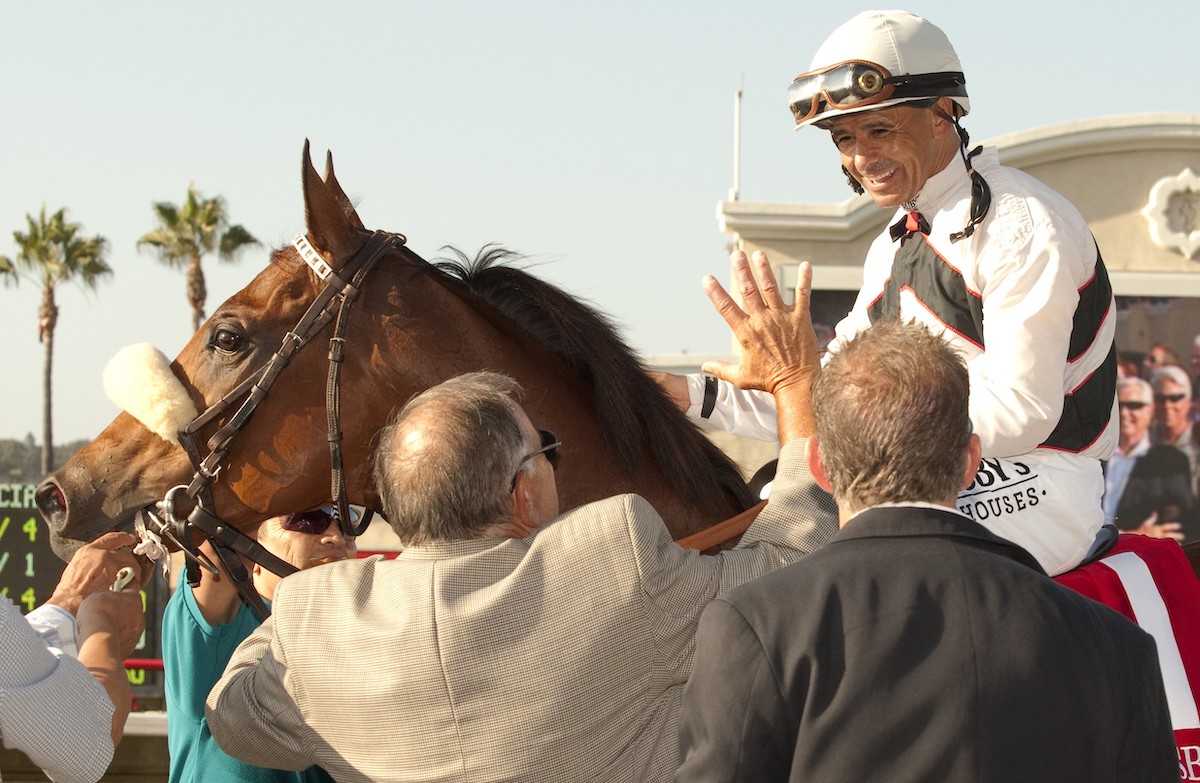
[323,150,366,231]
[301,140,362,261]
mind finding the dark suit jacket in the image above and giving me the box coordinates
[676,505,1177,783]
[1115,444,1198,539]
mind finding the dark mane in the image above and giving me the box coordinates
[430,245,754,511]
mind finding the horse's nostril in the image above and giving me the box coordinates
[36,481,67,516]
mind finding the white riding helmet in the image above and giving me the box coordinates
[789,10,970,130]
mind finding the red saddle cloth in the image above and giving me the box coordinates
[1054,534,1200,778]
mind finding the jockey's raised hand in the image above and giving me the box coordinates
[701,251,821,444]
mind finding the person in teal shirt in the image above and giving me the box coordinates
[163,507,357,783]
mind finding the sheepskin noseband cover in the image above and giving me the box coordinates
[103,343,199,447]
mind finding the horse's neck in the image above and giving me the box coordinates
[361,270,746,539]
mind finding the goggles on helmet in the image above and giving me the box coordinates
[788,60,966,126]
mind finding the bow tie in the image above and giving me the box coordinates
[890,210,930,241]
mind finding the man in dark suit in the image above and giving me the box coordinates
[675,317,1177,782]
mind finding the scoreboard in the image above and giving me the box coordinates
[0,483,168,700]
[0,484,61,614]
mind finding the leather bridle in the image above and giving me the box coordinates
[138,230,404,619]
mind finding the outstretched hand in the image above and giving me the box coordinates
[701,251,821,441]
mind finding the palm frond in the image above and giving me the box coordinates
[218,224,259,261]
[4,206,110,292]
[0,255,17,286]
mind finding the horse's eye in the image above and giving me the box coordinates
[212,328,245,354]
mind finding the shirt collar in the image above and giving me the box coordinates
[846,500,964,524]
[911,146,998,215]
[1118,434,1151,458]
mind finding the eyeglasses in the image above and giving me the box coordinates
[282,505,359,536]
[521,429,561,470]
[511,429,561,489]
[1118,401,1149,411]
[1155,393,1188,404]
[787,60,966,126]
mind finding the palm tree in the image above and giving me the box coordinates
[0,207,111,474]
[137,184,259,332]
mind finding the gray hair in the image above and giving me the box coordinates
[1117,376,1153,403]
[1150,365,1191,397]
[812,319,972,512]
[373,372,530,546]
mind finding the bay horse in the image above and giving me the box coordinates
[37,142,754,561]
[31,141,1200,751]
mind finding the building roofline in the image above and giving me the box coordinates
[717,112,1200,241]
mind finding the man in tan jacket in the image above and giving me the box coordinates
[207,257,835,782]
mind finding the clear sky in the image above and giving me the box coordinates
[2,0,1196,444]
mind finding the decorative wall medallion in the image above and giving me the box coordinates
[1143,168,1200,260]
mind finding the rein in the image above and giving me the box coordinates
[676,500,764,551]
[140,230,404,619]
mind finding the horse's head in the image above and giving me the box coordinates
[39,142,379,559]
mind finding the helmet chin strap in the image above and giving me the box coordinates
[935,107,991,243]
[842,165,866,196]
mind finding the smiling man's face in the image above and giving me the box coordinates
[828,100,958,207]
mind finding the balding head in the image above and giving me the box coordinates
[373,372,532,546]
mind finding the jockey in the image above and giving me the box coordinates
[673,10,1118,576]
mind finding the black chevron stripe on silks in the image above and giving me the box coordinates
[1042,343,1117,453]
[865,236,1115,453]
[867,234,984,348]
[1041,244,1117,452]
[1068,244,1114,362]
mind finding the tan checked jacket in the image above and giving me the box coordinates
[206,440,836,783]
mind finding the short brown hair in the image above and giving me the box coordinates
[812,319,971,510]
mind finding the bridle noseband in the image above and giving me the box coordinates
[138,230,405,619]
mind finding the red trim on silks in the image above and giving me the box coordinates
[895,284,985,352]
[906,211,922,234]
[1035,423,1111,454]
[1055,534,1200,769]
[866,285,888,311]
